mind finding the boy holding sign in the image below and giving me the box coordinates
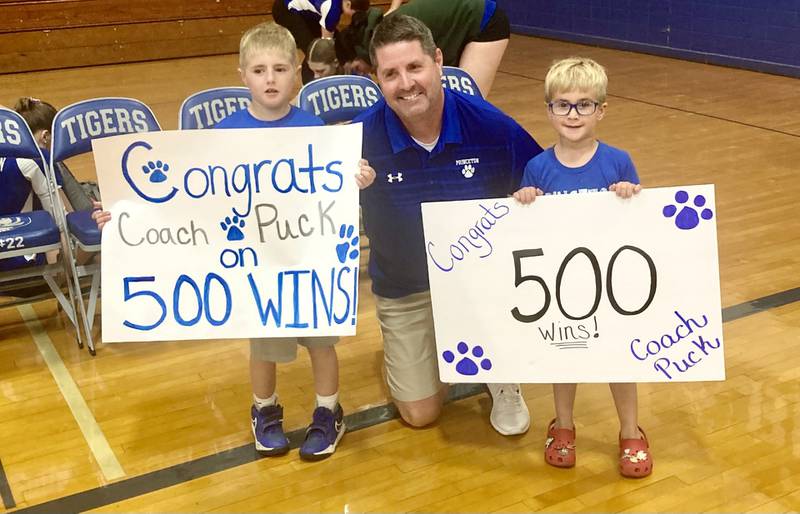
[93,22,375,461]
[513,57,651,478]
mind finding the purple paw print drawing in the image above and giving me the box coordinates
[442,341,492,376]
[663,190,713,230]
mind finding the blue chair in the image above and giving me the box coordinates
[0,107,83,346]
[179,87,251,129]
[50,97,162,354]
[297,75,382,124]
[441,66,483,98]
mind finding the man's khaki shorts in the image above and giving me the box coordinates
[250,336,338,363]
[375,290,443,402]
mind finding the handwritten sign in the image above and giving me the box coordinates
[94,125,362,342]
[422,185,724,383]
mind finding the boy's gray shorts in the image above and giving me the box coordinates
[250,336,339,362]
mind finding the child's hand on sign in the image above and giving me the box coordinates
[91,200,112,231]
[513,186,543,205]
[609,181,642,198]
[356,159,376,190]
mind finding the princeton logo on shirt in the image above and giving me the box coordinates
[455,157,479,178]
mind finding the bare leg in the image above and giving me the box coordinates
[458,38,509,98]
[307,345,339,396]
[250,355,277,399]
[610,383,640,439]
[395,385,448,428]
[553,383,577,429]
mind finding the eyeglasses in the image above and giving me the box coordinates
[548,99,599,116]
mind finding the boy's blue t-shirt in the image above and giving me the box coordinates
[214,106,324,129]
[520,141,638,194]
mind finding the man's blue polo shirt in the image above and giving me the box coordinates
[355,89,542,298]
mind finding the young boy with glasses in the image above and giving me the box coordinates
[513,57,652,478]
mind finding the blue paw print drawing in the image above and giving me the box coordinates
[220,211,246,241]
[142,160,169,183]
[336,224,359,263]
[442,341,492,376]
[663,190,713,230]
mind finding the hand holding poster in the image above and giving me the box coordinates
[94,124,362,342]
[422,185,724,383]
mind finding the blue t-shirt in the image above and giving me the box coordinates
[355,89,543,298]
[215,106,324,129]
[520,141,638,195]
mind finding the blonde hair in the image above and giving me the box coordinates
[544,57,608,103]
[239,22,297,68]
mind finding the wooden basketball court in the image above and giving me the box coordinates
[0,33,799,512]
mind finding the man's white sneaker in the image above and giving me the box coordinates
[486,383,530,435]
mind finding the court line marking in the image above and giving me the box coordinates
[17,305,126,483]
[9,383,481,514]
[10,288,800,514]
[722,287,800,322]
[0,457,15,509]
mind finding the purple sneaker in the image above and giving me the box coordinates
[251,404,289,456]
[299,404,345,461]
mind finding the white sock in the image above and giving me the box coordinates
[253,393,277,410]
[316,392,339,411]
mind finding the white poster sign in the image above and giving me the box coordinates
[94,125,362,342]
[422,185,724,383]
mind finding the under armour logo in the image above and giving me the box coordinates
[387,172,403,183]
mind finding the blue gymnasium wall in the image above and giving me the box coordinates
[498,0,800,78]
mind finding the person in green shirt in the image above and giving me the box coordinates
[336,0,509,96]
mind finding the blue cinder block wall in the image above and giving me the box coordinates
[498,0,800,77]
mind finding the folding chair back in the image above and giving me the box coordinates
[0,107,45,160]
[441,66,483,98]
[51,98,161,251]
[179,87,251,129]
[50,97,162,354]
[0,107,82,345]
[297,75,382,124]
[52,97,161,162]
